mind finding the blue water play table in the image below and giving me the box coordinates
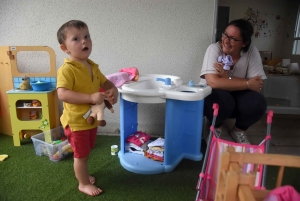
[118,74,211,174]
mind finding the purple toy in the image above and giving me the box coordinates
[218,55,233,70]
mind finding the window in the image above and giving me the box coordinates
[293,5,300,55]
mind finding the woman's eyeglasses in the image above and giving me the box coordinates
[222,32,242,43]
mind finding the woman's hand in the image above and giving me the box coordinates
[214,62,229,78]
[248,75,263,92]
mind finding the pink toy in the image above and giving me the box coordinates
[106,72,132,88]
[106,67,139,88]
[119,67,139,81]
[264,185,300,201]
[126,131,151,147]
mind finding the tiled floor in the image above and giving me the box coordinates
[202,113,300,156]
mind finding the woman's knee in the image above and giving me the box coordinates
[251,92,267,111]
[205,89,236,117]
[256,93,267,115]
[206,89,235,106]
[237,91,267,114]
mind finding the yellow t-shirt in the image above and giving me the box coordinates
[56,58,107,131]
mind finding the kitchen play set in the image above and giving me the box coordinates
[0,46,69,161]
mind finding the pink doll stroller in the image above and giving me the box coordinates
[195,103,274,201]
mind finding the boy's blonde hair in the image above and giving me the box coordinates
[57,20,88,44]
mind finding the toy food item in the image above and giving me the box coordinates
[23,102,32,107]
[30,111,39,119]
[32,100,41,107]
[23,133,34,139]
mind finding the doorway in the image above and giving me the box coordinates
[216,6,230,42]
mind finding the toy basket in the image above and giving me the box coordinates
[31,127,73,162]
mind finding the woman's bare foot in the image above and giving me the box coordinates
[78,184,102,196]
[89,175,95,184]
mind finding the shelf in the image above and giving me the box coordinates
[16,100,42,108]
[17,118,42,121]
[13,99,43,121]
[16,107,42,121]
[19,129,43,140]
[118,152,165,174]
[16,106,42,109]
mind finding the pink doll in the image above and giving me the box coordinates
[106,67,139,88]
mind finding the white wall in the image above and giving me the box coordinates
[0,0,216,135]
[219,0,300,63]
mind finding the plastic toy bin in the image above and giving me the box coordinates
[31,127,72,162]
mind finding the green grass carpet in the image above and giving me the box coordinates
[1,134,300,201]
[0,134,203,201]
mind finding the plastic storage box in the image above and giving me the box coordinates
[31,127,72,162]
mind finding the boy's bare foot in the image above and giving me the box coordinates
[78,184,102,196]
[89,175,95,184]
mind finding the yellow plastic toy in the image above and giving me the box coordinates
[18,75,32,90]
[51,143,73,160]
[0,154,9,161]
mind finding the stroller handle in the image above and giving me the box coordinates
[267,110,274,124]
[212,103,219,116]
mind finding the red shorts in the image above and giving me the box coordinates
[64,126,97,158]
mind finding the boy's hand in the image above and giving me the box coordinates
[104,87,118,105]
[102,80,119,105]
[90,92,105,105]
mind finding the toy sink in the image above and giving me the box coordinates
[118,74,212,174]
[118,74,211,103]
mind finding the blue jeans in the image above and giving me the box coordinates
[204,89,267,131]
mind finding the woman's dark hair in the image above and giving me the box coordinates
[227,19,253,52]
[57,20,88,45]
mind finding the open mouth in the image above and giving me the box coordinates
[82,47,89,51]
[222,43,231,50]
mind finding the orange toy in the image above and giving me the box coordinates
[29,111,39,119]
[32,100,41,107]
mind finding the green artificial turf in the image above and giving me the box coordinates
[0,134,203,201]
[1,134,299,201]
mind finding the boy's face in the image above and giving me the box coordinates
[60,26,92,62]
